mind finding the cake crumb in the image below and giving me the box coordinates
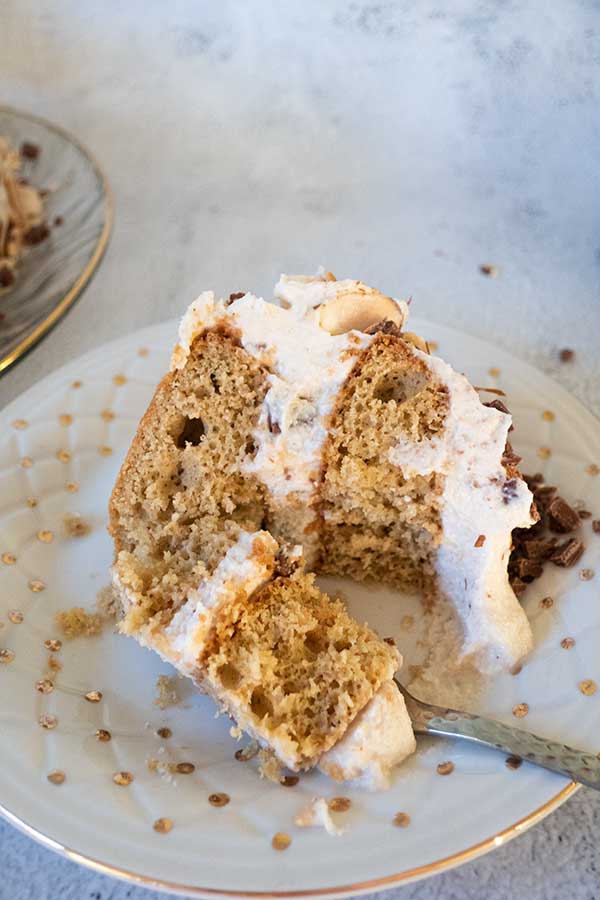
[235,740,259,761]
[63,514,91,538]
[559,348,574,363]
[294,797,345,836]
[56,607,103,640]
[258,749,283,783]
[479,264,499,278]
[96,585,119,620]
[154,675,180,709]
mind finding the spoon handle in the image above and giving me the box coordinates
[401,689,600,789]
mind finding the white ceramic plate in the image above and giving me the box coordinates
[1,318,599,898]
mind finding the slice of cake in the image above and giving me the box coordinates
[109,269,535,787]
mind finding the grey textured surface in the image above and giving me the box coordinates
[2,1,600,898]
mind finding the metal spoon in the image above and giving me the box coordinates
[396,679,600,790]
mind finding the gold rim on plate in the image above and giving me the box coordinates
[0,783,578,897]
[0,106,114,375]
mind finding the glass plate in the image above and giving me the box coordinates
[0,106,113,375]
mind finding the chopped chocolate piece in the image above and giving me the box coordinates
[547,496,581,533]
[533,485,557,510]
[593,520,600,534]
[24,223,50,245]
[559,348,574,363]
[510,577,528,596]
[549,539,584,567]
[502,478,519,503]
[20,141,40,160]
[524,473,544,488]
[484,398,511,416]
[509,557,544,581]
[0,266,15,288]
[365,320,402,336]
[229,291,245,302]
[522,538,557,561]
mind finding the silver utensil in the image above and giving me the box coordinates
[396,679,600,790]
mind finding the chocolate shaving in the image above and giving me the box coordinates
[547,496,581,533]
[549,538,584,567]
[229,291,245,302]
[20,141,40,160]
[501,443,522,468]
[365,320,402,336]
[0,266,15,288]
[484,398,511,416]
[24,223,50,245]
[474,386,507,397]
[273,552,300,579]
[267,413,281,435]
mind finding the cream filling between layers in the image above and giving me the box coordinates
[389,351,535,672]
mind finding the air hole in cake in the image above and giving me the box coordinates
[250,687,274,719]
[210,373,221,394]
[175,416,206,448]
[218,663,242,690]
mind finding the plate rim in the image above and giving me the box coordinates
[0,315,594,897]
[0,784,579,899]
[0,104,114,376]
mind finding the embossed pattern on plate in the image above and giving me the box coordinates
[0,318,598,897]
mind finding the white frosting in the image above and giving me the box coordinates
[319,681,417,790]
[389,352,535,671]
[294,798,346,836]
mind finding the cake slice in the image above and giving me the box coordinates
[109,269,535,787]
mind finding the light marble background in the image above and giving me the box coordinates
[2,1,600,898]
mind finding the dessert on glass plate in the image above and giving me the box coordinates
[109,270,539,789]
